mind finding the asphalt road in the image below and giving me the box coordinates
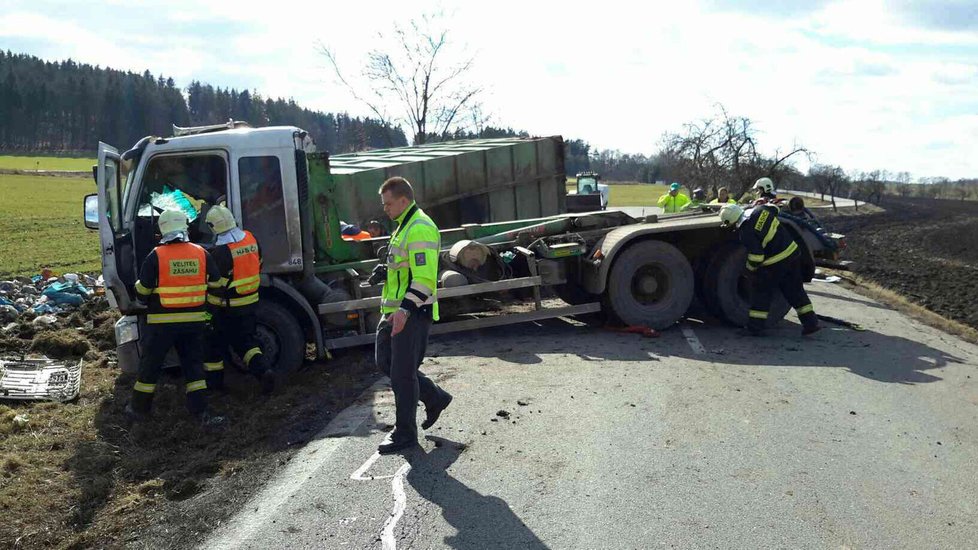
[202,282,978,549]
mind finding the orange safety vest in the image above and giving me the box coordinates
[155,243,208,309]
[211,230,261,308]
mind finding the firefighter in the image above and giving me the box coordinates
[374,176,453,454]
[127,209,224,424]
[719,203,820,337]
[657,182,690,213]
[751,177,785,207]
[202,205,276,394]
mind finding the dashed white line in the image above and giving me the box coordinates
[681,325,707,354]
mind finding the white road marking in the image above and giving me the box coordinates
[351,451,397,481]
[199,380,388,550]
[682,325,707,354]
[380,463,413,550]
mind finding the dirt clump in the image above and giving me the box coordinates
[29,328,91,359]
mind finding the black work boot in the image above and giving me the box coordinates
[378,431,419,454]
[421,393,453,430]
[800,313,820,336]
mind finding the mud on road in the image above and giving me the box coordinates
[821,197,978,331]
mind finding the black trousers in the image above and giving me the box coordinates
[131,323,207,415]
[375,313,450,440]
[748,253,817,332]
[205,307,269,389]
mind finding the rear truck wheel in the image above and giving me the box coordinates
[254,299,305,373]
[702,242,790,327]
[604,239,694,329]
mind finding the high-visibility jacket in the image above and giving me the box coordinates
[380,203,440,320]
[739,204,799,272]
[709,198,737,204]
[134,241,221,324]
[657,192,690,213]
[207,230,262,308]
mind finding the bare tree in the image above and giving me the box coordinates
[320,12,485,145]
[662,105,808,199]
[809,164,849,212]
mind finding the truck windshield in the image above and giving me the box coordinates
[578,177,597,194]
[136,154,228,222]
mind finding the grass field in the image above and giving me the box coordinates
[567,181,672,207]
[0,174,100,277]
[0,155,95,172]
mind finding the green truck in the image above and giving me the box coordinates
[85,122,844,372]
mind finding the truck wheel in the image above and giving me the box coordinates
[254,300,305,373]
[605,240,694,329]
[703,242,790,327]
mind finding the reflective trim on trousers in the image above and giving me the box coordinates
[186,380,207,392]
[134,381,156,393]
[796,303,814,315]
[243,347,262,366]
[749,309,769,319]
[204,361,225,372]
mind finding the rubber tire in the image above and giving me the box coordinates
[702,242,790,327]
[254,299,305,373]
[604,239,694,329]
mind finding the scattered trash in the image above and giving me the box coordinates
[496,410,510,418]
[606,325,660,338]
[0,273,101,319]
[12,413,29,430]
[0,356,83,402]
[813,275,842,283]
[517,400,529,406]
[33,315,58,327]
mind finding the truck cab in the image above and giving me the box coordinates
[566,171,609,212]
[84,122,312,314]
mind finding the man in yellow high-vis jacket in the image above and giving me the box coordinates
[375,177,453,454]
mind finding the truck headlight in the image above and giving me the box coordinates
[114,315,140,346]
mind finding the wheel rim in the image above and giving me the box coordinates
[631,264,670,305]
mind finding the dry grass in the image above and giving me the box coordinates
[0,302,378,549]
[834,271,978,345]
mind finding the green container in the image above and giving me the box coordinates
[311,137,567,266]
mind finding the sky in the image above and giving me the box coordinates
[1,0,977,180]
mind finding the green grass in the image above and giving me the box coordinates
[0,174,101,277]
[0,155,95,172]
[566,181,670,207]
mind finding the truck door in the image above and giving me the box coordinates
[95,142,138,311]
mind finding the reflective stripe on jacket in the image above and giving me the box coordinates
[137,242,211,324]
[208,230,261,308]
[739,204,799,272]
[380,203,440,320]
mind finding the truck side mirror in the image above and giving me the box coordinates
[84,194,99,230]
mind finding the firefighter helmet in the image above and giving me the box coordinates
[205,204,237,234]
[158,209,189,237]
[719,204,745,227]
[753,177,775,195]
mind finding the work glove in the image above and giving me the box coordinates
[367,264,388,286]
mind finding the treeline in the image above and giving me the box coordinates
[0,51,406,154]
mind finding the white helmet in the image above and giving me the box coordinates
[206,204,237,234]
[753,177,775,195]
[158,209,189,243]
[719,204,745,227]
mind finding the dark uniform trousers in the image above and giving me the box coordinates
[375,311,450,439]
[748,252,818,333]
[206,306,269,389]
[132,323,207,415]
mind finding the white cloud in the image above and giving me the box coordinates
[1,0,977,178]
